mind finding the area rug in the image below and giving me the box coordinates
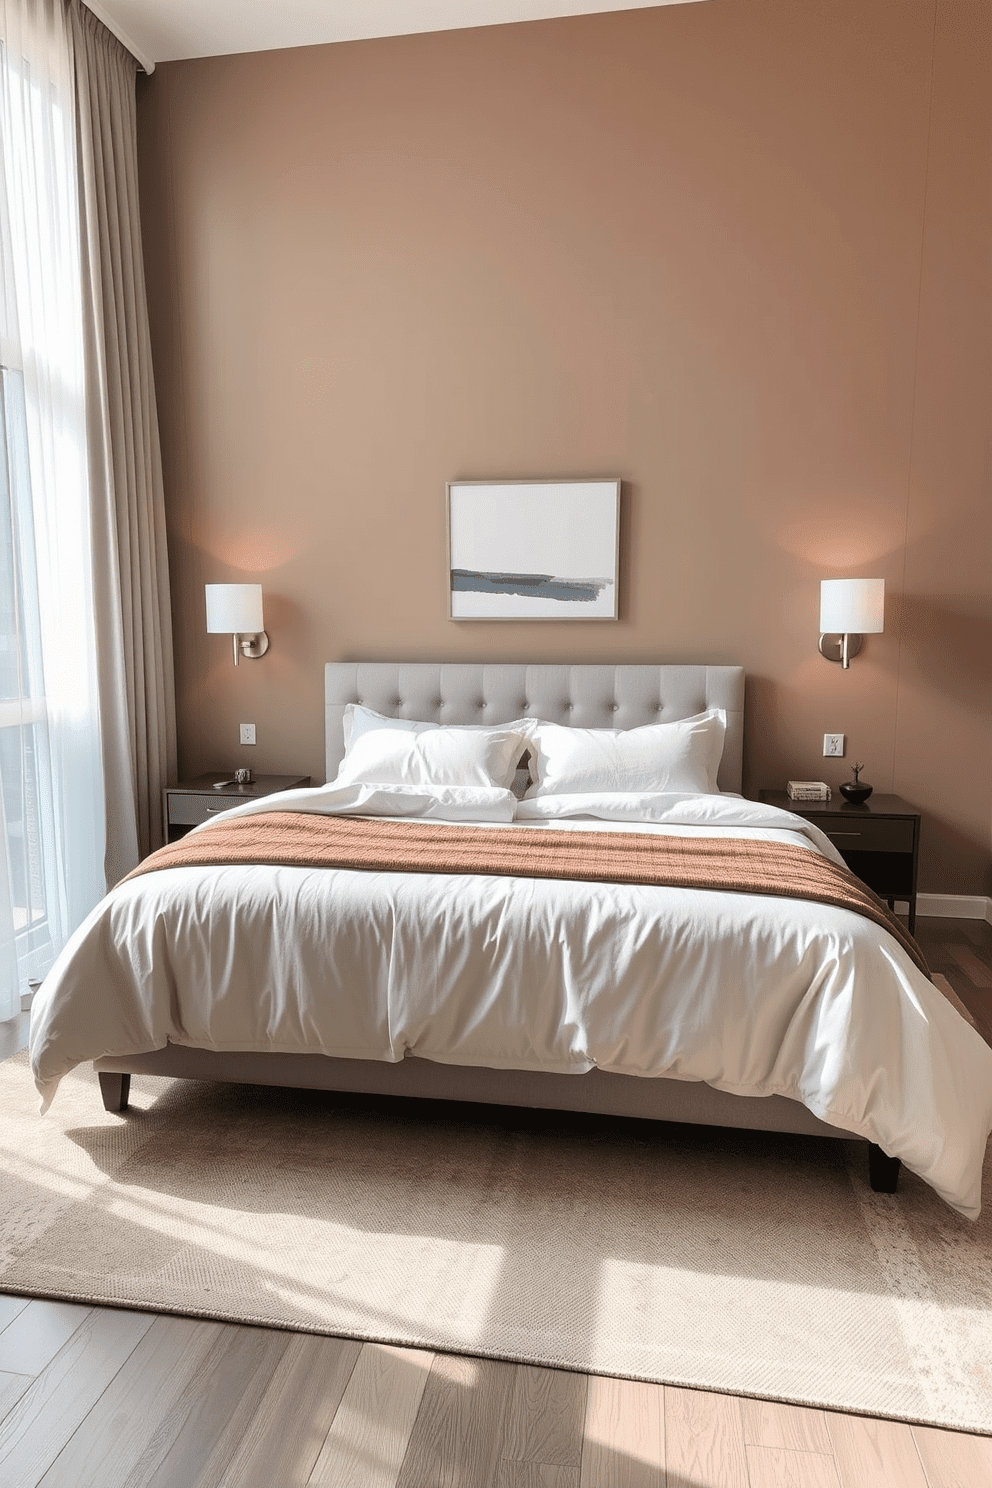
[2,1050,991,1434]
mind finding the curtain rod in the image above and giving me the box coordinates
[83,1,155,74]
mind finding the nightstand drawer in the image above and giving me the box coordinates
[161,775,311,845]
[167,793,239,827]
[807,818,915,854]
[758,791,920,932]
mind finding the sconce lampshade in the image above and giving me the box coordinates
[819,579,884,636]
[205,584,264,635]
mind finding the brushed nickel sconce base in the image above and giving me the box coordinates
[234,631,269,664]
[819,632,863,668]
[241,631,269,660]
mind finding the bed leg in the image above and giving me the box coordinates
[868,1142,900,1193]
[99,1072,130,1113]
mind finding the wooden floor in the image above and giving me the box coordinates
[1,915,990,1487]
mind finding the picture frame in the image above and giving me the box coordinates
[447,478,621,621]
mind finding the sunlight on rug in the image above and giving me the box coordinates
[1,1051,990,1434]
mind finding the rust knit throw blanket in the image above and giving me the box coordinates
[129,812,930,979]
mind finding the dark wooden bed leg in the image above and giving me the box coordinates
[868,1142,901,1193]
[99,1072,130,1113]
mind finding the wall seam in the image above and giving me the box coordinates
[889,0,938,802]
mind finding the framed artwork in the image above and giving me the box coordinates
[447,478,620,620]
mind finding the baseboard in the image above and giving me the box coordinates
[917,893,992,923]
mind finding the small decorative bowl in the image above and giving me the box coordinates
[839,781,873,804]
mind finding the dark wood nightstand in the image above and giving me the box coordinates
[759,791,921,934]
[163,773,311,845]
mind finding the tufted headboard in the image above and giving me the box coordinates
[325,662,745,793]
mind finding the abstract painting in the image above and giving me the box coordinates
[447,479,620,620]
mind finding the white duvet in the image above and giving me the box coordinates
[29,787,992,1218]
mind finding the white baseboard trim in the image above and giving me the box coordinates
[917,893,992,923]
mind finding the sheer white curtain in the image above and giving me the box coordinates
[0,0,106,1022]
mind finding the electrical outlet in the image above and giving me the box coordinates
[240,723,256,746]
[823,733,845,758]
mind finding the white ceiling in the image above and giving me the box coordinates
[87,0,710,75]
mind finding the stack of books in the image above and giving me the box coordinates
[787,780,831,801]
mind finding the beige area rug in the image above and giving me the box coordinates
[2,1050,991,1435]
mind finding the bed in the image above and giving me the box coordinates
[28,662,992,1218]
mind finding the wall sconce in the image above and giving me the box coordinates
[819,578,884,668]
[205,583,269,667]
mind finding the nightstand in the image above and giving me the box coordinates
[163,773,311,845]
[759,791,921,934]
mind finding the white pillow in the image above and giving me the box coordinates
[337,705,529,790]
[524,709,726,798]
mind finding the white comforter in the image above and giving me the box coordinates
[29,788,992,1218]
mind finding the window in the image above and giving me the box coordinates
[0,11,108,1022]
[0,363,59,990]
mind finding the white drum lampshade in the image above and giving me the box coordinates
[206,584,263,634]
[205,584,267,665]
[820,579,884,635]
[819,579,884,668]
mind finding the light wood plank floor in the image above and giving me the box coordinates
[1,915,990,1487]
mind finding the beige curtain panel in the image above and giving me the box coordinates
[69,0,177,879]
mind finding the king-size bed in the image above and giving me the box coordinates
[28,662,992,1219]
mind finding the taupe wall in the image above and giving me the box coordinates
[137,0,992,895]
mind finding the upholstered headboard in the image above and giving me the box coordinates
[325,663,745,793]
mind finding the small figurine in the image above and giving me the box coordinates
[839,761,873,804]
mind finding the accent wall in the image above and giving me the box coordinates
[136,0,992,894]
